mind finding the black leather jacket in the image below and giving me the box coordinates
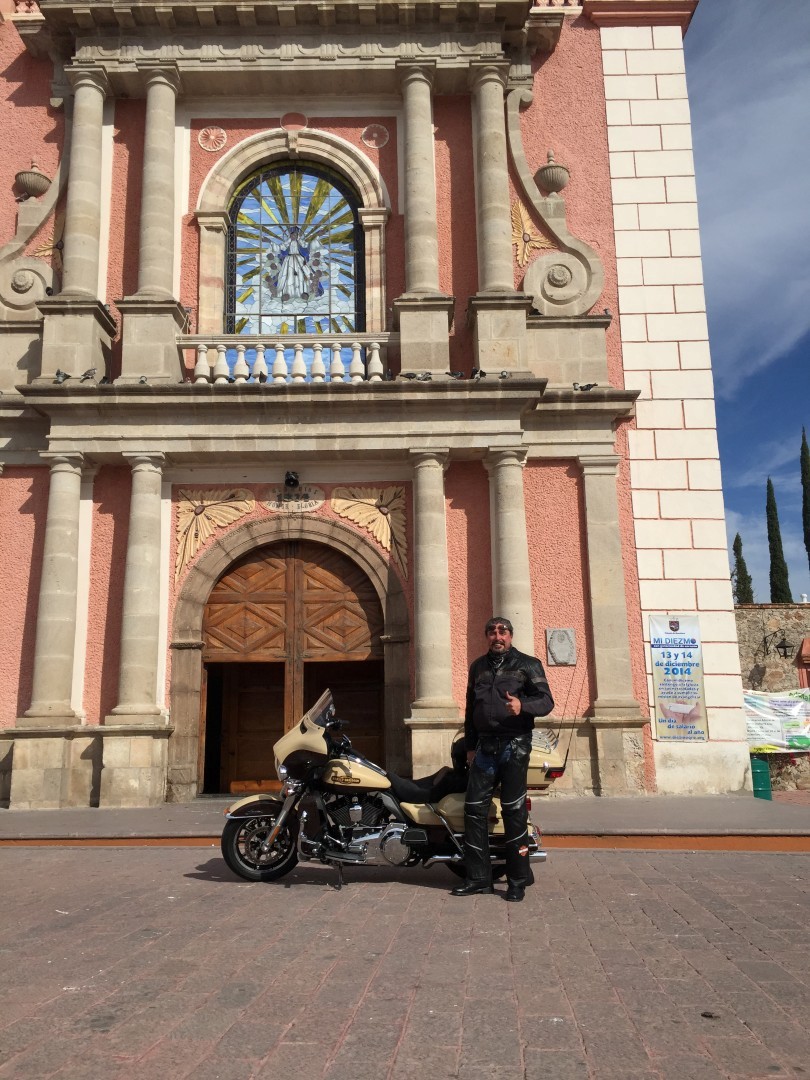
[464,647,554,751]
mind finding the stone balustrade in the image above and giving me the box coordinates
[181,335,390,386]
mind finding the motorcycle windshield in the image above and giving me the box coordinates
[301,689,335,730]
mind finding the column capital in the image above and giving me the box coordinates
[484,447,527,471]
[468,59,510,91]
[138,63,181,95]
[66,66,111,97]
[39,451,85,474]
[578,454,620,476]
[123,452,166,473]
[409,449,449,470]
[395,59,437,88]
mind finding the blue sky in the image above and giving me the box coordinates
[683,0,810,602]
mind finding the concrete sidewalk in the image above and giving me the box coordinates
[0,793,808,840]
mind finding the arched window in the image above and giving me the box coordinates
[225,162,365,336]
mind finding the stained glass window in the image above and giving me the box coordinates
[226,163,364,336]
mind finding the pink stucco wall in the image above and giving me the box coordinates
[524,461,594,718]
[435,96,478,373]
[446,462,493,710]
[0,469,48,724]
[83,467,130,725]
[518,17,623,389]
[106,101,145,376]
[0,25,62,250]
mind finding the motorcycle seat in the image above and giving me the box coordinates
[388,767,467,805]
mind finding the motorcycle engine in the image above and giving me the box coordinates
[323,795,414,866]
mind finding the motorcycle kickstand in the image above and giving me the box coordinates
[330,861,345,891]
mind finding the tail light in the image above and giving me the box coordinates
[546,767,566,780]
[525,797,532,811]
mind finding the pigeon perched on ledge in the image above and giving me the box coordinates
[573,382,598,391]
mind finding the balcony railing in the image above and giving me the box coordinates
[180,334,392,386]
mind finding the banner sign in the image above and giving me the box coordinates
[650,615,708,742]
[744,690,810,753]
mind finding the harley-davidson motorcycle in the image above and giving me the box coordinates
[220,689,566,887]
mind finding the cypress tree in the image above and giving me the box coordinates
[732,532,754,604]
[766,477,793,603]
[802,427,810,575]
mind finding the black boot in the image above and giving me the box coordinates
[451,880,495,897]
[505,884,525,902]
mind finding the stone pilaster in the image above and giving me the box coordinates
[118,65,184,383]
[106,454,166,725]
[37,69,116,380]
[393,61,453,374]
[405,450,459,776]
[20,454,86,727]
[579,455,644,794]
[485,448,535,653]
[195,211,230,334]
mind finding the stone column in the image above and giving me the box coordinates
[469,61,514,295]
[406,450,459,775]
[106,454,166,724]
[393,61,453,374]
[21,454,85,726]
[398,61,441,296]
[467,61,531,374]
[61,71,108,298]
[117,65,185,383]
[579,455,644,794]
[485,449,535,653]
[37,70,116,380]
[136,67,180,299]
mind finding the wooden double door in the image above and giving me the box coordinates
[201,541,385,793]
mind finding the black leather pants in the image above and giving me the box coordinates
[463,734,532,888]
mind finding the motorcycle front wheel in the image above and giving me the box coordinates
[221,812,299,882]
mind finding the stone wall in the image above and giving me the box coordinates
[735,604,810,692]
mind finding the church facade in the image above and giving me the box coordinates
[0,0,751,808]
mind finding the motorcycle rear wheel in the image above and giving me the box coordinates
[221,813,299,882]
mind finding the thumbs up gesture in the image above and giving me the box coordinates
[505,691,522,717]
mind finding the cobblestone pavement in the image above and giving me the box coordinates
[1,848,808,1080]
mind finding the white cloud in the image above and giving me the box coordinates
[686,0,810,398]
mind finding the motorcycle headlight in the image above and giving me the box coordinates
[276,761,288,781]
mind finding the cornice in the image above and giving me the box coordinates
[582,0,698,32]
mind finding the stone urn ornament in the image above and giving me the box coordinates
[15,161,51,202]
[535,150,570,195]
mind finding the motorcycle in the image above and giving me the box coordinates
[220,689,566,887]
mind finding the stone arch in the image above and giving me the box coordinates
[167,515,410,801]
[194,128,390,334]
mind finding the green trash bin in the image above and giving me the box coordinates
[750,755,772,800]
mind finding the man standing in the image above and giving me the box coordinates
[452,617,554,902]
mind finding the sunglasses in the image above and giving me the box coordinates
[486,625,511,634]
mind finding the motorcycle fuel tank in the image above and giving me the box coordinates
[322,755,392,791]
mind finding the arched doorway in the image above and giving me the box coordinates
[200,540,385,793]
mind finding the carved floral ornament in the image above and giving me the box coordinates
[331,486,407,578]
[175,488,255,580]
[511,199,553,268]
[198,126,227,153]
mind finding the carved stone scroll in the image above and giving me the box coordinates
[505,85,604,316]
